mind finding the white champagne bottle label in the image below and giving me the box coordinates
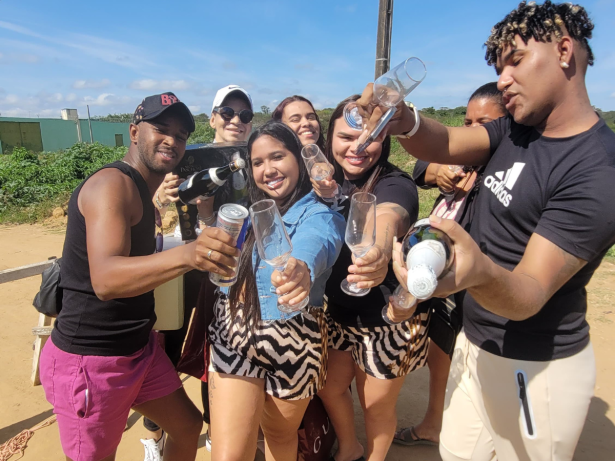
[407,240,447,276]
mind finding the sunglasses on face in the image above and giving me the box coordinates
[214,106,254,124]
[155,208,163,253]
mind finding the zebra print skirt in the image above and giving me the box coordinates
[326,309,430,380]
[208,295,328,400]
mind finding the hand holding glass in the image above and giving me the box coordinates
[250,199,309,313]
[382,285,416,325]
[341,192,377,297]
[344,57,427,153]
[301,144,339,200]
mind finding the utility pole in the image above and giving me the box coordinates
[375,0,394,79]
[87,105,94,143]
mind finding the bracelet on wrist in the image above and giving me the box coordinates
[395,104,421,140]
[155,192,169,210]
[198,212,217,227]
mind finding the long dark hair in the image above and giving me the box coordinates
[272,95,326,151]
[325,95,397,195]
[227,121,312,328]
[469,82,506,115]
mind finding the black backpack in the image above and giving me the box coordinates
[33,258,63,317]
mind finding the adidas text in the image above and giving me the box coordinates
[484,175,512,207]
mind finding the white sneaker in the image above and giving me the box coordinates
[205,431,212,452]
[141,433,165,461]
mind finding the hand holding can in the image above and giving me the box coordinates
[209,204,249,287]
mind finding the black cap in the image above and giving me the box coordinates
[132,92,195,133]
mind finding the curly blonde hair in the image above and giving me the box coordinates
[484,1,594,67]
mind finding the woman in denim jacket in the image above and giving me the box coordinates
[207,121,345,461]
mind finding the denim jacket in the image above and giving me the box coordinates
[221,191,345,321]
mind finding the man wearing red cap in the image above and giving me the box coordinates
[39,93,239,461]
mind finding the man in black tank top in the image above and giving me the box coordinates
[39,93,240,461]
[360,3,615,461]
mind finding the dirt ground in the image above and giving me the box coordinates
[0,224,613,461]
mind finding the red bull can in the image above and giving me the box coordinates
[209,203,249,287]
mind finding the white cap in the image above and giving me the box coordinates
[211,85,253,113]
[406,265,438,300]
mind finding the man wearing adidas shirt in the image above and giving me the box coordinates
[358,2,615,460]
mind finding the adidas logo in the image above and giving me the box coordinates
[483,162,525,207]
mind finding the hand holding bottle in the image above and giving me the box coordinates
[157,173,183,205]
[392,215,489,299]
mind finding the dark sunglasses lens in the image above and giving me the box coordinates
[218,107,235,121]
[239,110,254,124]
[156,232,163,253]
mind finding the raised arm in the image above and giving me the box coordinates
[429,217,587,320]
[80,169,239,301]
[356,83,492,166]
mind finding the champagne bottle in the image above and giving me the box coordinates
[230,151,249,206]
[400,218,454,299]
[178,158,246,205]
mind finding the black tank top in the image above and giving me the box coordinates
[52,161,157,356]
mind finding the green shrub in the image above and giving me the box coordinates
[0,143,126,221]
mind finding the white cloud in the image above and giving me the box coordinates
[66,93,77,102]
[188,105,200,113]
[47,93,63,103]
[72,79,111,89]
[129,79,192,91]
[0,20,153,70]
[3,94,20,104]
[83,93,132,107]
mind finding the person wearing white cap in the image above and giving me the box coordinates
[142,85,253,460]
[209,84,254,143]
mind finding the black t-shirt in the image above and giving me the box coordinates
[325,170,419,327]
[464,116,615,361]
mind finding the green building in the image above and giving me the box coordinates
[0,114,130,154]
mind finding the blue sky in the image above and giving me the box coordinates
[1,0,614,119]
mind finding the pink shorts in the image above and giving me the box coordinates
[40,331,182,461]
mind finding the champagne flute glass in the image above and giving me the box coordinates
[301,144,335,181]
[341,192,377,297]
[250,199,309,314]
[382,285,416,325]
[440,165,463,197]
[343,57,427,132]
[301,144,340,201]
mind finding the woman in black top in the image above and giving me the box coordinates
[313,96,427,461]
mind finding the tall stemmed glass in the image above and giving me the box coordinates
[382,285,415,325]
[344,57,427,140]
[341,192,377,297]
[301,144,340,201]
[250,199,309,313]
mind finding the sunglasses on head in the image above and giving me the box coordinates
[214,106,254,124]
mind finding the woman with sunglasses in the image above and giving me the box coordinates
[208,121,345,461]
[272,96,325,150]
[143,86,254,458]
[312,96,428,461]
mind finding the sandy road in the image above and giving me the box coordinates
[0,224,613,460]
